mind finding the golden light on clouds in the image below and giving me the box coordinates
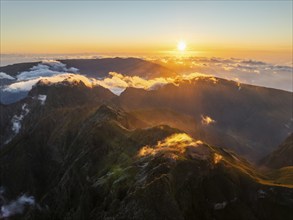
[201,115,216,125]
[214,153,223,164]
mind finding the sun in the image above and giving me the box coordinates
[177,41,186,51]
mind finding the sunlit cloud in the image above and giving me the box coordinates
[214,153,223,164]
[201,115,216,125]
[153,56,293,91]
[138,133,206,160]
[3,60,219,96]
[138,133,201,156]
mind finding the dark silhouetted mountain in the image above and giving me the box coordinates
[115,77,292,161]
[0,58,174,79]
[60,57,175,78]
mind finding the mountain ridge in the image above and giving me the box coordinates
[115,77,292,161]
[0,59,292,219]
[1,103,292,219]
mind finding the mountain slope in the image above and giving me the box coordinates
[260,133,293,169]
[0,64,292,219]
[0,99,292,219]
[0,81,116,146]
[60,57,175,78]
[115,77,292,161]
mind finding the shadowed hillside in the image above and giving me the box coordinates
[0,81,292,219]
[1,106,292,219]
[115,77,292,161]
[260,133,293,169]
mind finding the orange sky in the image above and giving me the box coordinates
[1,1,292,64]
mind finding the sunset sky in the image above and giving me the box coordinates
[1,1,292,62]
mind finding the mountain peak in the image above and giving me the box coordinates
[95,104,125,120]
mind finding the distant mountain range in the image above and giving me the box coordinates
[0,57,175,79]
[0,58,175,104]
[0,58,292,219]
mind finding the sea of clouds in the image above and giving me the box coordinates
[150,56,293,92]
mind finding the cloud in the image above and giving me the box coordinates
[3,69,219,97]
[4,104,30,144]
[153,57,293,91]
[3,78,41,92]
[0,72,15,80]
[93,72,218,95]
[16,60,78,81]
[37,94,47,105]
[95,72,171,93]
[0,194,35,218]
[272,65,293,72]
[214,153,223,164]
[137,133,218,162]
[240,60,266,65]
[4,74,93,93]
[201,115,216,125]
[138,133,204,159]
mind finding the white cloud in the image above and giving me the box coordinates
[153,57,293,92]
[17,64,57,81]
[11,104,29,134]
[0,72,15,80]
[37,94,47,105]
[16,60,79,81]
[4,69,219,96]
[4,74,93,93]
[3,79,41,92]
[0,194,35,218]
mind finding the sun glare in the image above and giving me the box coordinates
[177,41,186,51]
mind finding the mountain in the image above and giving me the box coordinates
[0,58,175,104]
[0,61,292,219]
[0,95,292,219]
[0,57,174,79]
[60,57,175,78]
[0,81,116,146]
[260,133,293,169]
[115,77,292,161]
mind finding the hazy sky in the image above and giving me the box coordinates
[1,1,292,62]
